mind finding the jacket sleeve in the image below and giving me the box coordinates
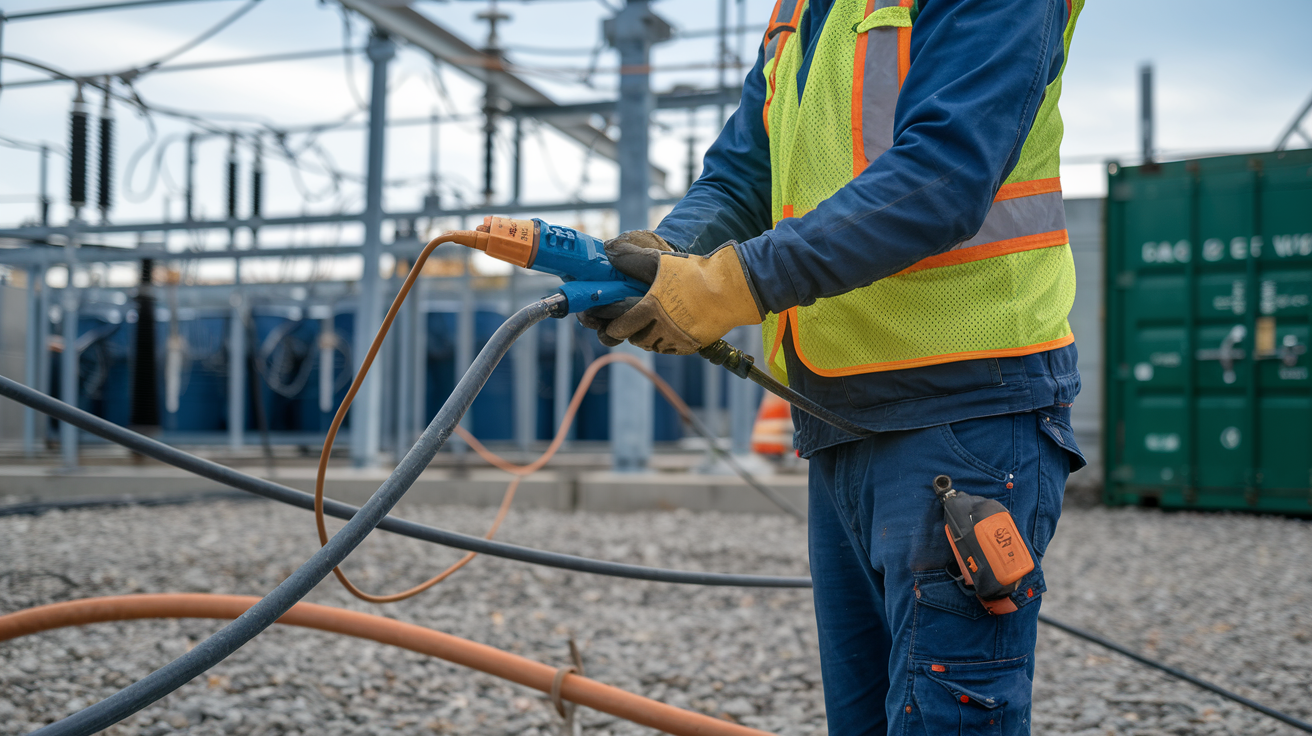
[652,42,774,255]
[736,0,1070,313]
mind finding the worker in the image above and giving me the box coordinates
[579,0,1087,732]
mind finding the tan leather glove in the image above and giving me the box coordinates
[577,230,677,346]
[602,241,765,355]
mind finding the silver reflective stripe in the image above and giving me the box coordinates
[952,190,1068,251]
[872,0,902,9]
[773,0,801,26]
[859,29,900,165]
[765,36,780,62]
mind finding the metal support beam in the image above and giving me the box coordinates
[605,0,669,472]
[350,29,395,468]
[511,87,741,119]
[728,324,760,457]
[454,248,475,455]
[227,293,244,450]
[512,116,523,206]
[553,317,573,443]
[59,241,80,469]
[0,196,683,242]
[23,266,43,457]
[513,295,536,450]
[409,274,428,447]
[703,355,721,434]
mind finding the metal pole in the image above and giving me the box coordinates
[454,248,475,453]
[728,324,759,456]
[606,0,669,471]
[227,292,245,450]
[59,235,80,469]
[184,133,196,221]
[410,274,428,446]
[703,354,721,433]
[22,265,43,457]
[39,145,50,227]
[553,317,573,442]
[511,116,523,206]
[1139,63,1153,165]
[512,273,536,450]
[37,265,52,407]
[351,29,395,468]
[394,272,412,456]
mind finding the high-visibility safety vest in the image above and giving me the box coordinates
[759,0,1083,381]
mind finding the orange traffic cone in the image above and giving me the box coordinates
[751,391,794,456]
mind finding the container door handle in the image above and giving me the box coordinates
[1195,324,1247,384]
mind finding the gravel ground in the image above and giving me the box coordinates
[1,499,1310,735]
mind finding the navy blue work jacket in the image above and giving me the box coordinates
[654,0,1082,457]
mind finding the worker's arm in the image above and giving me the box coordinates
[652,45,774,254]
[736,0,1070,313]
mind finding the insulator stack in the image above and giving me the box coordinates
[184,133,196,221]
[226,135,238,220]
[97,88,114,216]
[69,92,89,211]
[251,138,263,219]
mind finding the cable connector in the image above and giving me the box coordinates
[467,216,538,268]
[698,339,754,379]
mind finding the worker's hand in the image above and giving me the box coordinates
[589,240,765,355]
[577,230,679,346]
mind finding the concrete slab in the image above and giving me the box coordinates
[578,471,808,515]
[0,465,571,512]
[0,464,809,516]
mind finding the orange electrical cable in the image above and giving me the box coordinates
[314,232,474,604]
[316,237,717,604]
[0,594,776,736]
[453,351,696,475]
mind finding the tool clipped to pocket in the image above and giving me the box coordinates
[933,474,1034,615]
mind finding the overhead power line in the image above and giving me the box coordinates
[3,0,232,22]
[0,48,361,90]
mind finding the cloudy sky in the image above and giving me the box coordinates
[0,0,1308,273]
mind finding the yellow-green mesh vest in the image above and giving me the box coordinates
[759,0,1083,381]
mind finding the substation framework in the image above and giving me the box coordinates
[0,0,756,471]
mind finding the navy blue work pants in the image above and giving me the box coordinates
[807,409,1074,735]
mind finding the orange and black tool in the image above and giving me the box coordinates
[933,474,1034,615]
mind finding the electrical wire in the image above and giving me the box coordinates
[25,291,558,735]
[0,361,812,588]
[1,333,1310,734]
[0,594,776,736]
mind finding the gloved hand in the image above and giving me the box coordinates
[583,238,765,355]
[577,230,678,346]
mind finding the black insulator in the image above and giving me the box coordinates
[97,115,114,214]
[227,159,238,219]
[69,105,89,209]
[251,165,262,219]
[130,259,160,428]
[184,134,196,221]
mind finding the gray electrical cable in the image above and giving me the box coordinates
[3,318,1309,735]
[0,368,811,590]
[30,298,555,736]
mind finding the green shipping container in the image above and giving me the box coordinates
[1104,149,1312,513]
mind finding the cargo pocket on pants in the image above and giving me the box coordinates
[905,655,1031,736]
